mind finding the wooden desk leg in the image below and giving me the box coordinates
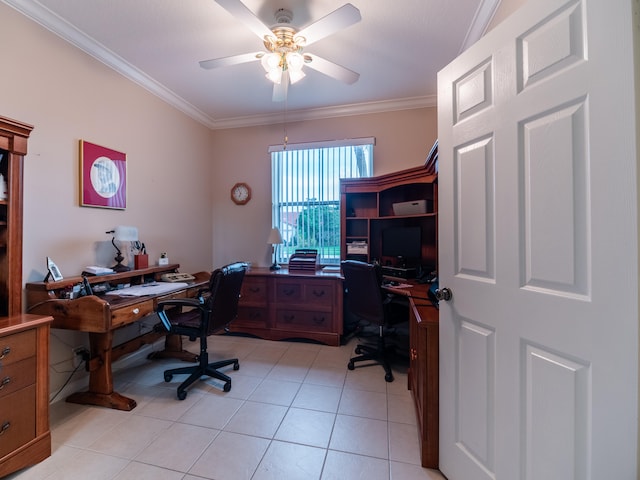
[148,331,198,362]
[66,331,137,411]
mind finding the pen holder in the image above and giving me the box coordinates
[134,254,149,270]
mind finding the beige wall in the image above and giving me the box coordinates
[0,4,214,279]
[210,108,437,268]
[0,3,215,391]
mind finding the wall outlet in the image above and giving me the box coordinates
[72,346,89,369]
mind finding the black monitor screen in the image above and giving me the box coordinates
[382,226,421,263]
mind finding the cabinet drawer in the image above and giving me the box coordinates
[0,356,36,400]
[0,329,35,367]
[111,300,155,328]
[236,306,269,328]
[275,281,302,303]
[0,385,36,459]
[241,277,268,304]
[303,282,334,305]
[275,309,333,332]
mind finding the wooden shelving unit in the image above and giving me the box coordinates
[340,165,438,273]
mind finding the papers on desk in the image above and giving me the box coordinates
[105,282,189,297]
[383,282,412,289]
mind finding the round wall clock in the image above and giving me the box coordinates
[231,182,251,205]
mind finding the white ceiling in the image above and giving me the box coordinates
[5,0,500,129]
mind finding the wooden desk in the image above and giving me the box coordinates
[25,265,208,411]
[384,280,439,469]
[234,267,344,346]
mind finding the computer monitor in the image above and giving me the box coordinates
[381,226,421,266]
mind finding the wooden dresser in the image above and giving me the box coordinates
[0,314,53,477]
[232,267,343,346]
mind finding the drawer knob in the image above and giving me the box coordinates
[312,290,326,298]
[284,315,295,323]
[133,308,140,315]
[249,287,260,293]
[283,289,295,296]
[0,422,9,436]
[313,316,326,325]
[0,377,10,389]
[0,346,9,360]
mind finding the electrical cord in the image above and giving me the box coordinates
[49,357,86,404]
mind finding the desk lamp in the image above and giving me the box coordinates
[106,226,138,272]
[267,227,283,270]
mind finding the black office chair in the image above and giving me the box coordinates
[342,259,397,382]
[156,262,247,399]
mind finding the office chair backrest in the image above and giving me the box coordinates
[341,260,386,324]
[204,261,248,334]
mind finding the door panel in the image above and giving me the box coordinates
[438,0,638,478]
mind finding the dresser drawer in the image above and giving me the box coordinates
[241,277,268,304]
[0,385,36,459]
[0,356,36,400]
[111,300,155,328]
[274,309,333,332]
[275,281,302,303]
[0,329,36,367]
[236,306,270,328]
[303,282,334,305]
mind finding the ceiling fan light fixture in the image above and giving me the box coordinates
[266,67,283,84]
[260,52,281,73]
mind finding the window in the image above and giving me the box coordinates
[270,138,373,265]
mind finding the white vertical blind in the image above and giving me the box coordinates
[271,139,373,264]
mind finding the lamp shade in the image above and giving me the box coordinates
[267,227,283,245]
[113,225,139,242]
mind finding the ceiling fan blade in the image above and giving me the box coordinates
[272,72,289,102]
[304,54,360,84]
[295,3,361,46]
[215,0,273,40]
[199,52,262,69]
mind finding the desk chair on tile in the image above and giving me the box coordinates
[342,259,397,382]
[156,262,247,399]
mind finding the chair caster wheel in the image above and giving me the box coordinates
[348,361,355,370]
[223,382,231,392]
[164,373,173,382]
[177,390,187,400]
[355,346,362,354]
[385,373,394,382]
[233,362,240,371]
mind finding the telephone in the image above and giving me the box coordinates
[161,272,195,283]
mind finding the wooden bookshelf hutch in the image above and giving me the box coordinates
[0,115,53,477]
[340,164,440,468]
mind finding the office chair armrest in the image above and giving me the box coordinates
[156,298,205,332]
[156,297,202,312]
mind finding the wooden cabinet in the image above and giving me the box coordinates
[409,302,439,468]
[232,268,343,346]
[0,116,33,316]
[342,164,439,468]
[0,314,53,477]
[340,165,438,274]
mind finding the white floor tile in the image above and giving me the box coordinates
[12,335,441,480]
[188,431,270,480]
[274,407,336,448]
[252,441,326,480]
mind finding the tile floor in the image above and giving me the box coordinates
[7,334,446,480]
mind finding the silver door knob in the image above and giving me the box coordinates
[435,287,452,302]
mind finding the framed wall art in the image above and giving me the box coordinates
[80,140,127,209]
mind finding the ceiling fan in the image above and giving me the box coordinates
[200,0,361,101]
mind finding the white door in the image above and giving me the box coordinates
[437,0,638,478]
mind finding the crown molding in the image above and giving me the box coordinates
[3,0,482,130]
[210,95,437,130]
[3,0,215,127]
